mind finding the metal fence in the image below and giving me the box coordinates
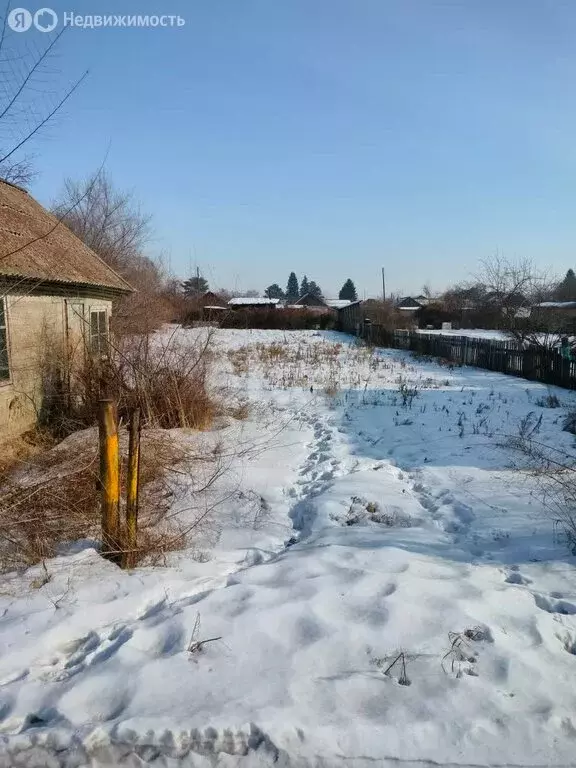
[360,324,576,390]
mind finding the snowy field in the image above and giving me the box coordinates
[2,328,576,766]
[417,328,511,340]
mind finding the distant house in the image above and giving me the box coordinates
[292,293,327,308]
[290,294,335,314]
[396,296,424,317]
[228,297,280,310]
[193,291,228,321]
[197,290,227,309]
[0,179,132,441]
[531,301,576,324]
[325,299,352,310]
[533,301,576,312]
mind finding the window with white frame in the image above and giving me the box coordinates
[90,309,108,356]
[0,298,9,381]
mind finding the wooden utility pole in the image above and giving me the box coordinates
[98,399,120,563]
[124,408,141,569]
[381,267,386,303]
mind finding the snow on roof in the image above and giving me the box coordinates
[228,297,280,306]
[534,301,576,309]
[325,299,352,309]
[203,305,227,310]
[397,297,424,308]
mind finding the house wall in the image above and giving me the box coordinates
[0,291,112,441]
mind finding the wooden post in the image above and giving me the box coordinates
[124,408,141,569]
[98,398,120,563]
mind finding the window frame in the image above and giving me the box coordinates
[89,308,109,358]
[0,297,11,384]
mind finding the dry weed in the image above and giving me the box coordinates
[227,339,377,394]
[0,427,229,573]
[39,327,218,436]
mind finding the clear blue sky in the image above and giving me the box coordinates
[13,0,576,298]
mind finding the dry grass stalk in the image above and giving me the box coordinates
[187,612,222,655]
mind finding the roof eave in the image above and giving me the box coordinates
[0,273,134,296]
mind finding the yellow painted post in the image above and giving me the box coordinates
[98,398,120,563]
[123,408,141,569]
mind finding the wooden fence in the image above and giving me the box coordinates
[359,324,576,390]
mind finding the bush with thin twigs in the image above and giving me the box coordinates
[0,423,239,573]
[535,392,561,409]
[508,425,576,553]
[3,329,306,573]
[397,376,419,408]
[38,327,218,436]
[563,411,576,435]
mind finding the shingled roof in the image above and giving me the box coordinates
[0,180,132,294]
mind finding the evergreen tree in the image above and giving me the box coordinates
[300,275,310,297]
[556,269,576,301]
[308,280,323,298]
[286,272,299,303]
[182,275,209,296]
[339,278,358,301]
[265,283,285,299]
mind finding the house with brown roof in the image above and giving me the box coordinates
[0,179,132,440]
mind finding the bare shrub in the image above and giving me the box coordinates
[397,376,419,408]
[323,381,339,397]
[516,411,542,441]
[219,308,336,330]
[563,411,576,435]
[441,627,488,678]
[508,429,576,553]
[342,496,413,527]
[228,401,251,421]
[535,392,561,408]
[111,330,217,430]
[0,423,234,573]
[38,327,217,436]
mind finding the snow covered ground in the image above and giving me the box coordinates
[2,328,576,767]
[417,328,512,340]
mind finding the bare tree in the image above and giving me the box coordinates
[0,156,36,187]
[0,12,87,188]
[52,172,152,272]
[475,255,557,345]
[52,172,179,334]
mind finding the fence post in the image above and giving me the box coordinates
[98,398,121,563]
[124,408,141,569]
